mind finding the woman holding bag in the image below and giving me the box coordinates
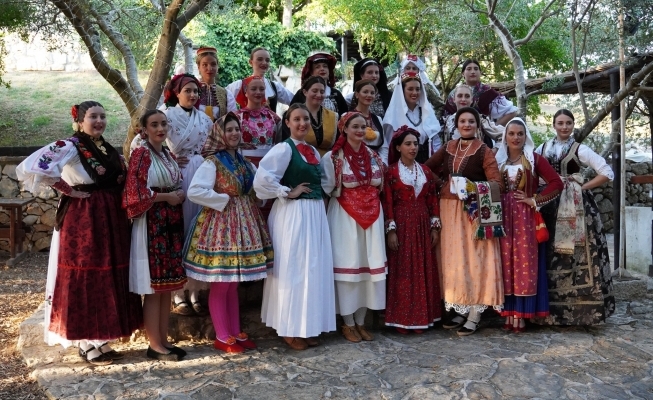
[495,118,562,332]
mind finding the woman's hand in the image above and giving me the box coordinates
[514,190,536,208]
[175,189,186,203]
[387,231,399,251]
[287,183,312,199]
[175,156,190,167]
[165,192,183,206]
[69,189,91,198]
[431,230,439,247]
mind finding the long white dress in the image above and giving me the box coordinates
[253,140,336,338]
[321,150,387,316]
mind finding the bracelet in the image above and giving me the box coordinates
[430,217,441,231]
[385,221,397,234]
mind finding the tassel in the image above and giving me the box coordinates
[204,105,213,120]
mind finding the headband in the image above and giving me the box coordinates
[197,47,217,56]
[400,71,420,82]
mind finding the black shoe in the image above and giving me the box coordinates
[165,345,187,358]
[99,343,124,360]
[147,346,179,361]
[79,347,113,366]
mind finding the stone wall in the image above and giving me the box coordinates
[4,33,95,72]
[590,159,652,234]
[0,156,60,253]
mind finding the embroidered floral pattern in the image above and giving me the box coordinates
[74,138,106,175]
[38,140,68,170]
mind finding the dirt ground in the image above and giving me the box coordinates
[0,252,48,400]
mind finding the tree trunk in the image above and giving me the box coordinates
[282,0,293,28]
[179,32,195,74]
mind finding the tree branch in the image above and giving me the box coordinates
[87,5,144,100]
[576,60,653,142]
[514,0,561,46]
[49,0,139,115]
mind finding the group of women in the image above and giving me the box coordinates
[16,49,615,364]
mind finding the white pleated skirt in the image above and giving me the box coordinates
[327,198,387,316]
[261,198,336,338]
[128,214,154,295]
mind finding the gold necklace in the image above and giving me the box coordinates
[91,137,107,155]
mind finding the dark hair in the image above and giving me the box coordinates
[301,75,326,92]
[392,128,419,148]
[223,113,240,128]
[283,103,310,122]
[139,109,166,131]
[75,101,104,123]
[195,51,218,66]
[354,79,377,93]
[506,119,526,130]
[461,59,481,74]
[455,106,481,127]
[250,47,269,60]
[553,109,575,125]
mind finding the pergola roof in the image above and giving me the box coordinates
[489,53,653,97]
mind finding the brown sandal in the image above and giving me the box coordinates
[355,324,373,341]
[283,337,308,350]
[342,325,362,343]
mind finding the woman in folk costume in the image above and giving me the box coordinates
[533,109,615,325]
[226,47,294,112]
[184,112,273,353]
[321,111,386,343]
[194,47,237,122]
[442,85,504,148]
[345,58,392,118]
[291,52,348,116]
[389,54,444,116]
[123,110,187,361]
[275,76,338,157]
[494,118,563,332]
[234,76,281,163]
[160,73,214,316]
[16,101,142,365]
[382,72,442,164]
[351,80,385,156]
[443,59,519,126]
[424,107,504,336]
[383,126,442,334]
[254,104,336,351]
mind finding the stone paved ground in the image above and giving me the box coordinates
[19,297,653,400]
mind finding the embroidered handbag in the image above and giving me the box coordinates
[535,211,549,243]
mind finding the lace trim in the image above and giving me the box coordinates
[398,161,426,197]
[444,302,503,314]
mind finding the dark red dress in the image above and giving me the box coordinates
[382,162,442,329]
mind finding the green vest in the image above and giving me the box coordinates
[281,138,323,200]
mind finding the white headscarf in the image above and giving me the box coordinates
[389,55,440,96]
[495,116,535,175]
[382,73,441,142]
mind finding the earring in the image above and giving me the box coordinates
[72,121,79,131]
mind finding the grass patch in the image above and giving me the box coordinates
[0,70,149,147]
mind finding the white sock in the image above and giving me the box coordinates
[342,313,355,326]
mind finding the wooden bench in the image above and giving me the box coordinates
[0,198,35,266]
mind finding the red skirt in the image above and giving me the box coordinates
[49,188,143,341]
[385,198,442,329]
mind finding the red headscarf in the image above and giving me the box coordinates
[163,73,201,107]
[235,75,265,109]
[387,125,420,165]
[300,53,337,88]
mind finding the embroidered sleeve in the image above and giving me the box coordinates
[533,154,563,207]
[320,151,338,197]
[382,166,396,227]
[424,165,441,219]
[16,139,79,194]
[122,147,156,219]
[52,179,72,195]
